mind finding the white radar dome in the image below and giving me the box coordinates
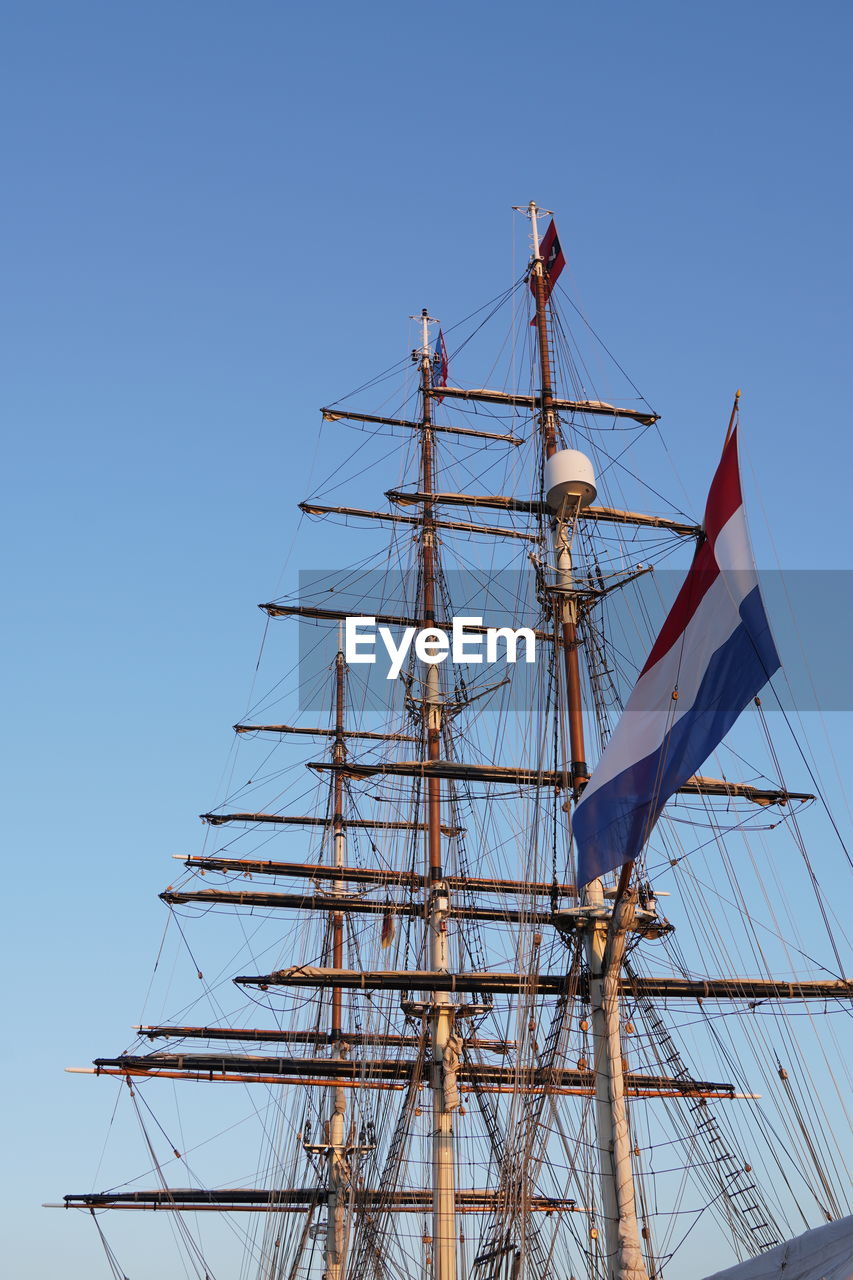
[544,449,597,512]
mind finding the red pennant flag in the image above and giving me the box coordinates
[529,219,566,302]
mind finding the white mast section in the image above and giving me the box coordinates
[412,307,459,1280]
[513,197,550,261]
[588,890,648,1280]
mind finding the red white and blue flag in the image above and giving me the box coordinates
[434,329,449,403]
[572,428,780,887]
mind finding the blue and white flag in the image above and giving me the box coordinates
[572,428,780,886]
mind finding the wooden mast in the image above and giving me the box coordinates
[324,643,349,1280]
[525,200,648,1280]
[415,307,458,1280]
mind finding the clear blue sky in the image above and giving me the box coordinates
[3,2,851,1277]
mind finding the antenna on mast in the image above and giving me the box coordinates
[411,307,438,359]
[513,199,554,262]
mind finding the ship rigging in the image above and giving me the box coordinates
[58,203,852,1280]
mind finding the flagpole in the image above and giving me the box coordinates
[522,200,649,1280]
[725,389,741,444]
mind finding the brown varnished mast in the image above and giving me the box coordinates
[331,649,346,1038]
[420,321,443,882]
[530,233,588,792]
[325,645,349,1280]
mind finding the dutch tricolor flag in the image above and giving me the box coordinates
[572,427,781,887]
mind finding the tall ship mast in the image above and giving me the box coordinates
[58,204,852,1280]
